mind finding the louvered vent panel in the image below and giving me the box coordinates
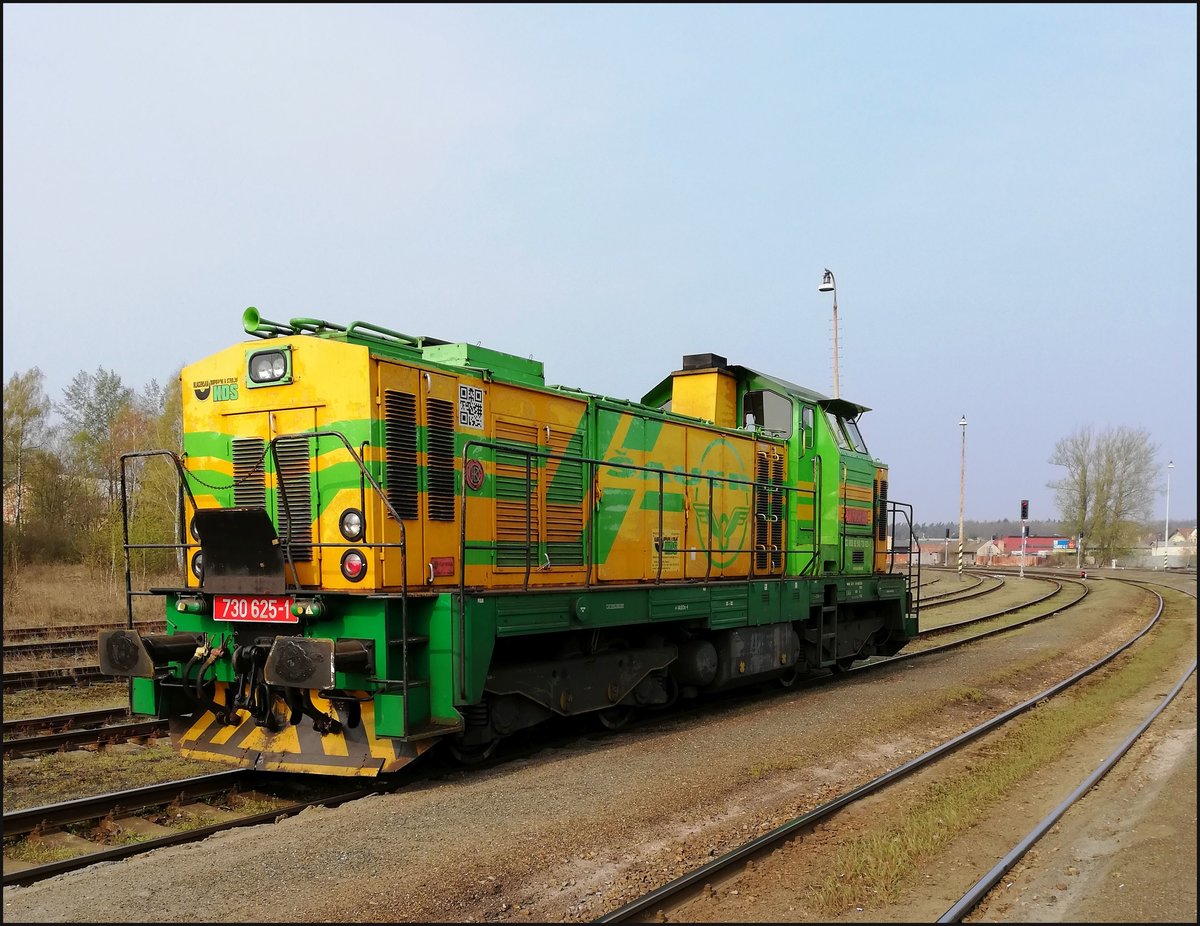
[427,397,456,522]
[852,549,866,565]
[232,438,267,509]
[754,451,770,570]
[877,478,889,541]
[545,428,584,565]
[385,391,419,520]
[770,453,785,569]
[495,419,539,566]
[275,436,313,562]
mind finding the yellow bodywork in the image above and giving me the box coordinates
[179,333,795,593]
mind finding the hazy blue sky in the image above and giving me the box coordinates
[4,4,1196,526]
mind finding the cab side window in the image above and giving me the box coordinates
[743,389,794,439]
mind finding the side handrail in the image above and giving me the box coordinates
[119,450,204,629]
[458,438,821,593]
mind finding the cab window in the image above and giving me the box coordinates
[801,405,814,451]
[742,389,793,439]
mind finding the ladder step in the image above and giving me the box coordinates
[387,636,430,646]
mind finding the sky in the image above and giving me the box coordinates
[3,3,1196,526]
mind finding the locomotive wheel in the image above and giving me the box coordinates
[596,706,634,730]
[656,674,680,709]
[777,666,801,688]
[448,738,498,764]
[831,657,856,673]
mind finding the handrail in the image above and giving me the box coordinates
[118,434,416,734]
[458,438,822,591]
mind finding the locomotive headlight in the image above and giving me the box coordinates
[246,347,292,386]
[339,508,364,542]
[340,550,367,582]
[190,551,204,579]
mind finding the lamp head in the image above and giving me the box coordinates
[959,415,968,429]
[818,269,835,293]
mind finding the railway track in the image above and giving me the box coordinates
[2,665,111,691]
[3,714,168,759]
[0,570,1102,887]
[2,620,165,645]
[595,579,1194,922]
[1,769,383,886]
[4,638,101,660]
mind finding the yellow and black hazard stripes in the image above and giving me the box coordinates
[174,684,432,776]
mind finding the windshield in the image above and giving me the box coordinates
[843,417,868,454]
[825,411,850,450]
[824,411,868,454]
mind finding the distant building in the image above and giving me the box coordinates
[913,537,974,567]
[973,535,1078,567]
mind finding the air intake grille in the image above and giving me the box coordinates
[495,419,539,567]
[877,478,889,541]
[232,438,267,509]
[545,427,584,566]
[275,436,313,562]
[427,397,456,521]
[754,451,785,570]
[385,391,419,520]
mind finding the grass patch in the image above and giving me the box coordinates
[2,563,179,632]
[3,683,130,721]
[807,614,1192,914]
[3,743,229,814]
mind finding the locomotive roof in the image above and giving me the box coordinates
[640,362,870,419]
[240,309,870,418]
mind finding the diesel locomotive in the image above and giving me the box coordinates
[100,307,919,776]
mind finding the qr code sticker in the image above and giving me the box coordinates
[458,384,484,429]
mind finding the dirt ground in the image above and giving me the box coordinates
[2,569,1195,924]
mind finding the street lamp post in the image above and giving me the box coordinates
[818,269,839,398]
[958,415,967,580]
[1164,460,1174,569]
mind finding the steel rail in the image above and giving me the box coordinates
[3,719,169,758]
[916,577,1075,636]
[2,621,165,644]
[2,665,110,691]
[2,708,130,738]
[940,655,1197,921]
[3,638,99,659]
[2,770,380,887]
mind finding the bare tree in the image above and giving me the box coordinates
[1049,425,1158,564]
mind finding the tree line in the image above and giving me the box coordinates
[3,365,182,579]
[4,366,1174,577]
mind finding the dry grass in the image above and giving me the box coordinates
[2,563,175,632]
[3,742,231,814]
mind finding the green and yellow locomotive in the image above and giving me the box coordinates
[100,308,919,775]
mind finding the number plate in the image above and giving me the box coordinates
[213,595,297,623]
